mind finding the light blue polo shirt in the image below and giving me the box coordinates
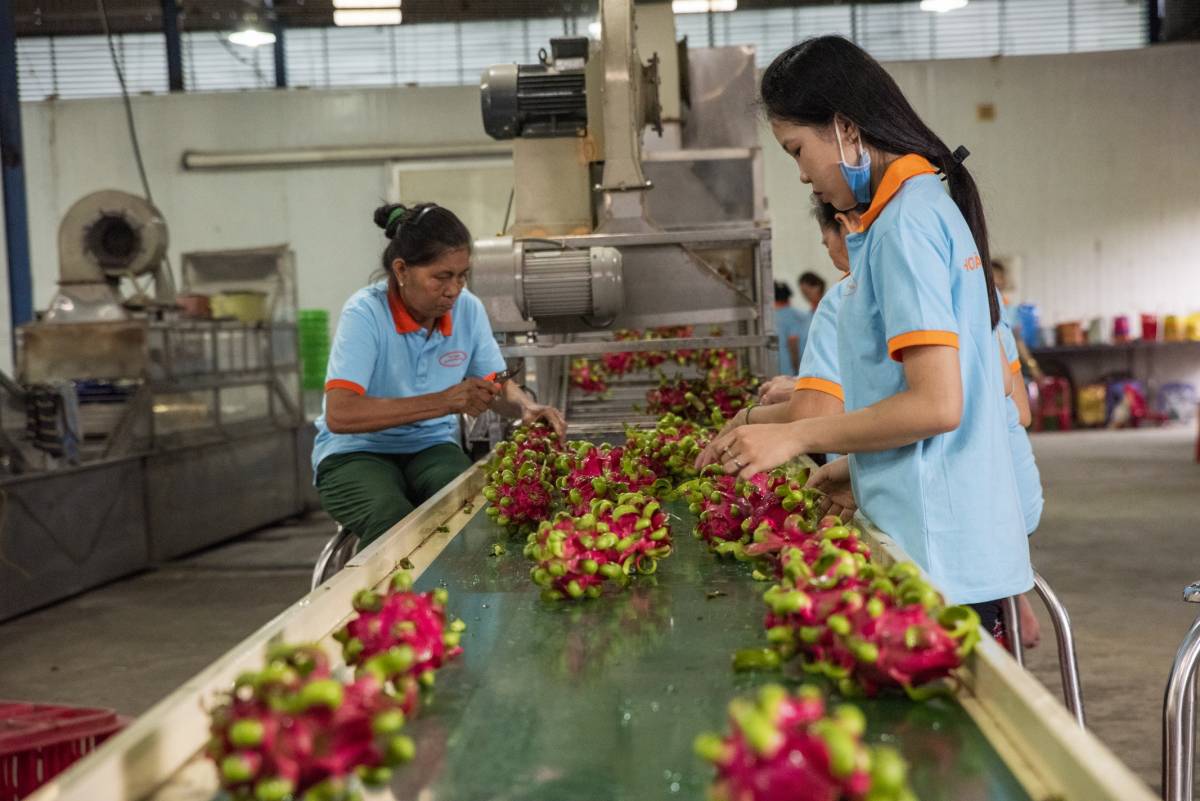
[796,280,844,397]
[998,315,1043,535]
[311,283,506,476]
[775,304,812,376]
[838,156,1032,605]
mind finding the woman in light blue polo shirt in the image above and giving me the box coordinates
[708,36,1032,632]
[313,202,566,546]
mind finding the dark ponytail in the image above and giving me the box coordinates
[762,36,1000,328]
[373,202,473,282]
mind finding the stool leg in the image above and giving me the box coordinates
[1032,572,1086,727]
[1001,595,1025,667]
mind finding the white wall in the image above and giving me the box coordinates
[16,84,497,359]
[766,42,1200,332]
[9,42,1200,376]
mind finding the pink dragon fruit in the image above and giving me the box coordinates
[694,684,916,801]
[680,469,818,561]
[553,442,666,516]
[623,413,712,485]
[524,492,672,601]
[764,554,980,697]
[569,358,609,395]
[483,447,558,535]
[749,517,872,574]
[335,570,465,708]
[208,644,414,801]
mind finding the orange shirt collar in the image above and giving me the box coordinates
[388,288,453,337]
[853,154,938,233]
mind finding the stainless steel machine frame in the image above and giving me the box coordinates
[0,235,310,622]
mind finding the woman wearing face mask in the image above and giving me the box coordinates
[313,202,566,547]
[706,36,1031,626]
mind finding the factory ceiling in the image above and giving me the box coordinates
[11,0,905,37]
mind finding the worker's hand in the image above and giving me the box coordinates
[694,406,752,470]
[442,377,501,417]
[805,456,857,522]
[522,403,567,439]
[758,375,797,406]
[709,420,808,480]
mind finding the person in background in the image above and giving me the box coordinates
[313,202,566,548]
[992,259,1042,379]
[798,271,827,311]
[773,280,812,379]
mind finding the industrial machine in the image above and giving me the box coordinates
[0,189,310,622]
[469,2,774,438]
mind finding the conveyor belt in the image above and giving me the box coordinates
[28,463,1158,801]
[392,500,1031,801]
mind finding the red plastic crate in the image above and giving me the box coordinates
[0,701,126,801]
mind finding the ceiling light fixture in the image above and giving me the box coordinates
[228,28,277,47]
[672,0,737,14]
[333,8,402,26]
[919,0,969,12]
[332,0,401,8]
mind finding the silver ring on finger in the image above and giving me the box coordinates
[734,457,745,470]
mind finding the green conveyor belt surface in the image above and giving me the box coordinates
[393,501,1033,801]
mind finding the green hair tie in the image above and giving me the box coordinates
[386,206,407,231]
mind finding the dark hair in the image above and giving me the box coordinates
[812,200,840,232]
[990,259,1007,275]
[799,272,826,293]
[774,281,793,303]
[373,202,472,280]
[762,36,1000,328]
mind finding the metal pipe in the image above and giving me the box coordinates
[0,1,34,335]
[1032,571,1086,727]
[1002,595,1025,667]
[1163,582,1200,801]
[181,143,513,171]
[160,0,184,92]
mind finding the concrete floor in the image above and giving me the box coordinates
[1,427,1198,792]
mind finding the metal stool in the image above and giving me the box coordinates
[1001,570,1086,727]
[311,525,360,590]
[1162,581,1200,801]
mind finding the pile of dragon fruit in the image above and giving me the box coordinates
[695,684,917,801]
[566,327,760,422]
[208,570,465,800]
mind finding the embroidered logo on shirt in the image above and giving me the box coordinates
[963,255,983,271]
[439,350,468,368]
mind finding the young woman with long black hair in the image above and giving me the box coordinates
[703,36,1031,627]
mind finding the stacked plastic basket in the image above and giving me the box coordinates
[299,310,331,392]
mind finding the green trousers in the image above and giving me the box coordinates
[315,443,472,547]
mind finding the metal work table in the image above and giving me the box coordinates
[29,462,1157,801]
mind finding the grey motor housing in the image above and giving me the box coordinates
[480,37,589,140]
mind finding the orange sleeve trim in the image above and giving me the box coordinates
[795,377,845,402]
[887,330,959,362]
[325,379,366,395]
[1009,359,1021,375]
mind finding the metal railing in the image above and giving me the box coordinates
[1003,571,1086,728]
[1162,582,1200,801]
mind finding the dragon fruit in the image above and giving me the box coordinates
[622,413,712,485]
[749,516,872,573]
[569,358,609,395]
[644,375,759,425]
[553,441,666,515]
[679,469,818,561]
[694,684,916,801]
[524,492,672,601]
[335,570,465,708]
[763,554,981,697]
[208,644,414,801]
[483,439,559,535]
